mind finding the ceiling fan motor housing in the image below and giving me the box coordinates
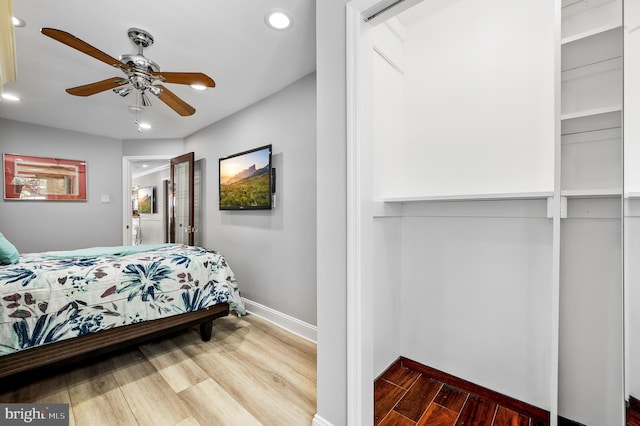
[120,28,162,92]
[127,28,154,48]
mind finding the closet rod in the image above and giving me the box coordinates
[363,0,406,22]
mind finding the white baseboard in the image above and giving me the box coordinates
[312,414,335,426]
[242,297,317,343]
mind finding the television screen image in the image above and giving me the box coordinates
[219,145,272,210]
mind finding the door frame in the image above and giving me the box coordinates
[121,155,174,245]
[345,1,378,424]
[169,152,195,245]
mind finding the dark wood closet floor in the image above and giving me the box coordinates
[375,358,549,426]
[628,397,640,426]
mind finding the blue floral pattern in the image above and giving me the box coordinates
[0,245,245,356]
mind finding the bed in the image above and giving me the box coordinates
[0,241,245,379]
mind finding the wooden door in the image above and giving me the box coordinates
[169,152,195,245]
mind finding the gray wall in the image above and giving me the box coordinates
[0,118,123,252]
[316,0,349,423]
[184,73,317,326]
[123,138,184,156]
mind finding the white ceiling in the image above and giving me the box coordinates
[0,0,316,140]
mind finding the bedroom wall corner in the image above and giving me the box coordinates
[0,118,123,252]
[184,72,317,328]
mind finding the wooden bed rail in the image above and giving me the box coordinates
[0,303,229,380]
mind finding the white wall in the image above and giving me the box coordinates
[122,139,184,157]
[626,202,640,399]
[398,201,553,409]
[559,200,622,425]
[185,73,317,326]
[316,0,350,423]
[366,0,556,410]
[372,215,402,376]
[0,118,123,252]
[393,0,555,198]
[133,167,170,245]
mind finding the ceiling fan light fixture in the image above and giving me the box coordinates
[265,10,293,30]
[1,93,21,102]
[114,85,133,97]
[138,122,151,130]
[12,16,25,27]
[190,84,207,91]
[147,85,161,96]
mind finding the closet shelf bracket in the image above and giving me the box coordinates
[547,196,568,219]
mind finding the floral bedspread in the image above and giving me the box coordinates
[0,244,245,356]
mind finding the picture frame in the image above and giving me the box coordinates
[3,153,87,201]
[137,186,155,214]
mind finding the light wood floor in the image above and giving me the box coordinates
[0,313,317,426]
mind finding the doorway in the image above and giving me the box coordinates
[122,153,202,247]
[122,155,172,245]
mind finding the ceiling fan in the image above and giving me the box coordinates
[41,27,215,116]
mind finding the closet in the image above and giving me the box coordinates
[559,1,623,424]
[357,0,624,424]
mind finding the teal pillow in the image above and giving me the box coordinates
[0,232,19,265]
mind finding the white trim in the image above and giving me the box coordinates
[242,298,317,343]
[346,4,363,425]
[550,2,562,424]
[346,1,387,424]
[380,191,554,202]
[122,158,132,246]
[312,414,336,426]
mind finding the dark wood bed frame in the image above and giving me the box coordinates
[0,303,229,379]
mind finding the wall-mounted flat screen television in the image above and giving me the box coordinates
[219,144,272,210]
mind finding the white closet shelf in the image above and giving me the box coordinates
[379,192,554,203]
[561,126,621,144]
[561,23,621,45]
[561,56,621,81]
[560,188,622,198]
[560,105,622,121]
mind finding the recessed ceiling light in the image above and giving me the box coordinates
[190,84,207,91]
[1,93,21,102]
[265,10,293,31]
[12,16,25,27]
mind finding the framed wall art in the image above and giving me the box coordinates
[137,186,155,214]
[3,153,87,201]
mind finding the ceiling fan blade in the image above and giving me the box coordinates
[66,77,128,96]
[156,85,196,116]
[41,28,131,72]
[152,72,215,88]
